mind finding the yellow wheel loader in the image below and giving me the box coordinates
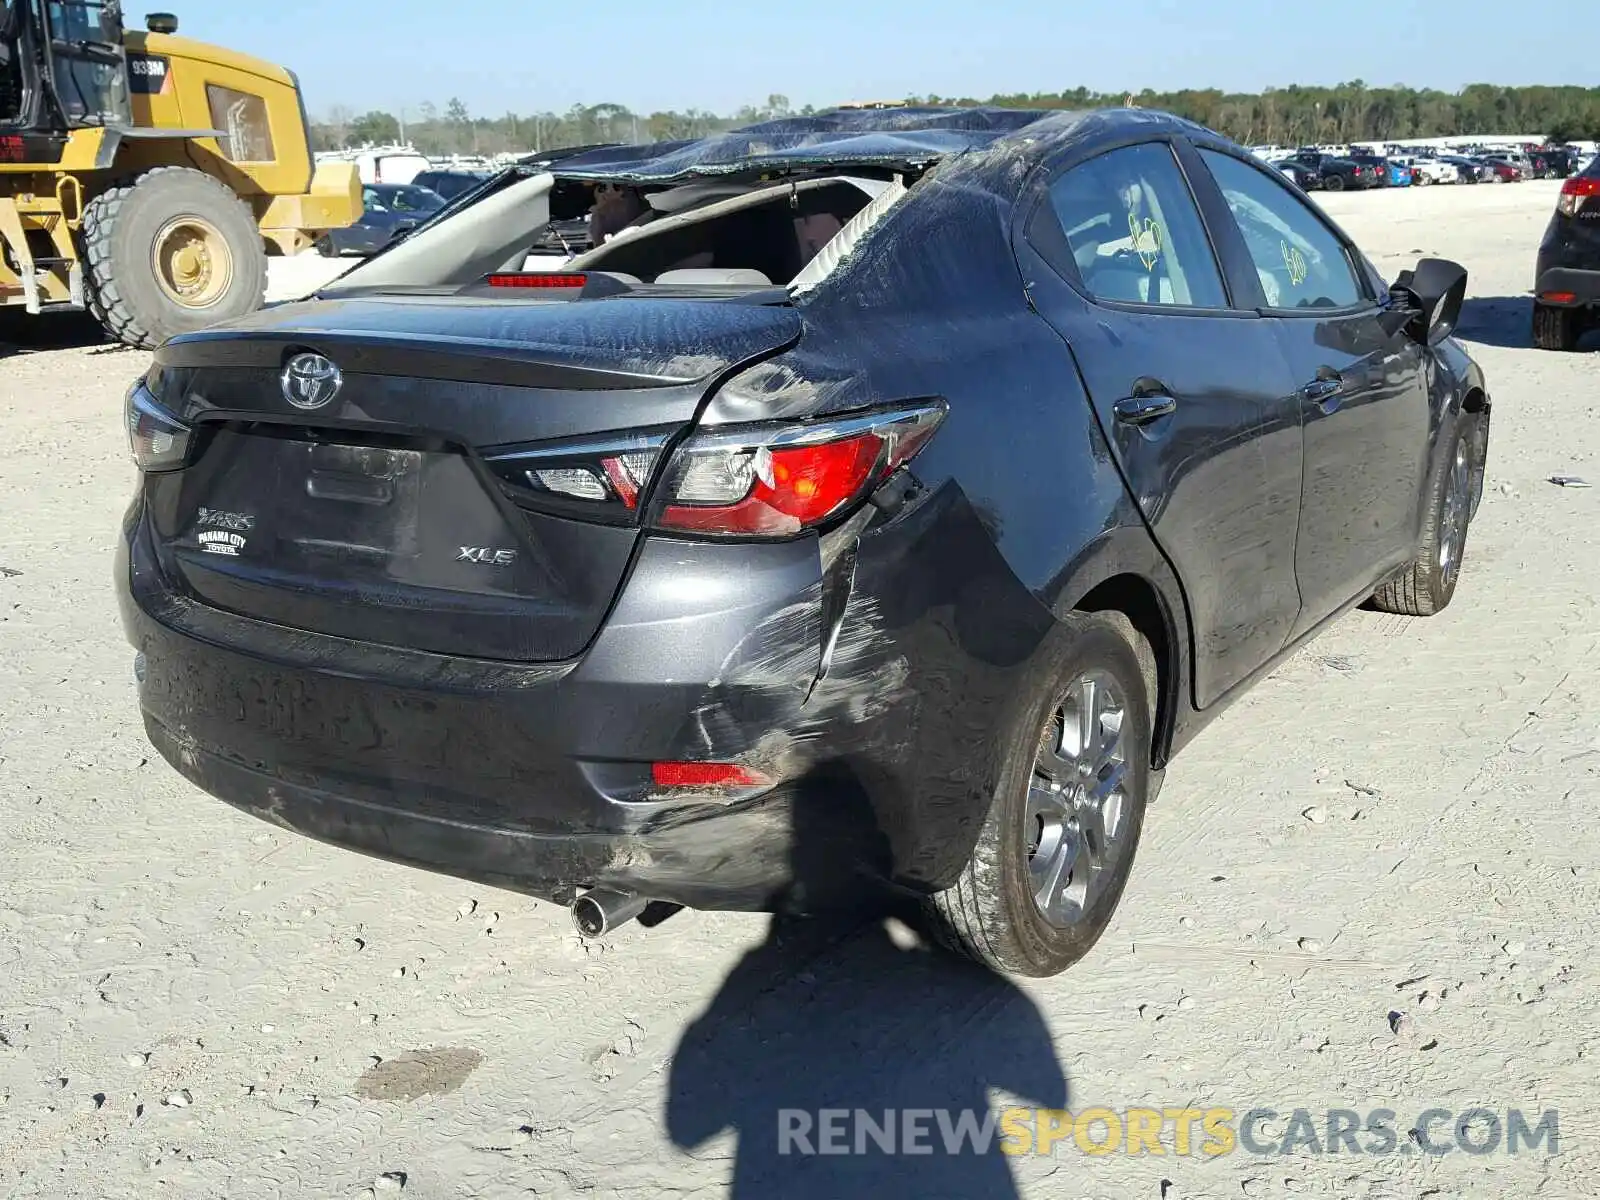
[0,3,359,347]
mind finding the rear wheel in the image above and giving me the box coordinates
[1533,302,1582,352]
[1323,173,1346,192]
[1369,418,1480,616]
[82,167,267,350]
[926,614,1153,978]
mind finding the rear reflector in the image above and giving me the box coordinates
[652,761,770,789]
[1542,291,1578,304]
[486,272,588,288]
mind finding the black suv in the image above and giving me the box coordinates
[1534,155,1600,350]
[1531,147,1579,179]
[1288,150,1373,191]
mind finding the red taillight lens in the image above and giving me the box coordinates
[1542,291,1578,304]
[651,402,946,538]
[1558,176,1600,216]
[651,761,770,789]
[662,434,884,534]
[486,272,588,288]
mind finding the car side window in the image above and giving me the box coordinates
[1198,149,1369,311]
[1045,142,1227,309]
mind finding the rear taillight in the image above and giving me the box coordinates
[125,382,193,472]
[1558,176,1600,217]
[650,402,947,537]
[483,429,673,520]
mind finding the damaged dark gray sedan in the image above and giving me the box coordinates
[117,107,1490,977]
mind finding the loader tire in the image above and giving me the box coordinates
[82,167,267,350]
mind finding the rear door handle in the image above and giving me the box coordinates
[1113,391,1178,426]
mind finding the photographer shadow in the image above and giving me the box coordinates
[665,771,1070,1199]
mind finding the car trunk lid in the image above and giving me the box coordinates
[143,293,802,662]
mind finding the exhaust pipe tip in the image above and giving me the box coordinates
[572,888,649,938]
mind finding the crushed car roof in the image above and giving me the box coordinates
[543,106,1055,183]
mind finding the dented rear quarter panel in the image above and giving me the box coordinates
[677,128,1197,886]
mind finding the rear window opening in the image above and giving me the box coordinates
[322,170,912,301]
[563,178,882,287]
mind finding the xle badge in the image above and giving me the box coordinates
[457,547,516,566]
[198,530,246,557]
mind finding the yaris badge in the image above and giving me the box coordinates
[280,352,343,411]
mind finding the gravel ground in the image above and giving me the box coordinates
[1,179,1596,1199]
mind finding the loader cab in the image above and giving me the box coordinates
[0,0,130,133]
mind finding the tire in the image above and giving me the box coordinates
[316,235,340,259]
[1323,173,1346,192]
[81,167,267,350]
[1369,417,1481,617]
[1533,302,1582,352]
[925,613,1154,978]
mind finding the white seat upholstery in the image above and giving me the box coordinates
[654,268,773,286]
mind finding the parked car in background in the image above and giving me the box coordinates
[1487,153,1533,180]
[1480,157,1525,183]
[1273,159,1322,190]
[1349,154,1400,187]
[411,169,493,203]
[1392,155,1457,185]
[1533,156,1600,350]
[1528,148,1578,179]
[118,106,1491,979]
[1441,155,1487,183]
[1287,149,1374,191]
[1388,161,1415,187]
[317,183,446,257]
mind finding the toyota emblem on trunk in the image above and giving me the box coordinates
[281,353,343,411]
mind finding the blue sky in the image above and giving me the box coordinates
[185,0,1591,119]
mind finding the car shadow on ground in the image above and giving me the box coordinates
[664,772,1071,1199]
[1456,294,1600,351]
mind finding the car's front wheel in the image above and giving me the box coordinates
[1368,416,1482,616]
[926,614,1154,977]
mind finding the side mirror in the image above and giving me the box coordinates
[1388,257,1468,346]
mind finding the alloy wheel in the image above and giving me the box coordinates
[1024,670,1131,927]
[1438,436,1473,585]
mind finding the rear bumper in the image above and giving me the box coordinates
[117,485,1052,910]
[1534,265,1600,308]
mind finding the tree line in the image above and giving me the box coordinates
[311,83,1600,158]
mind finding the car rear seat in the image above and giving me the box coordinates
[653,268,773,286]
